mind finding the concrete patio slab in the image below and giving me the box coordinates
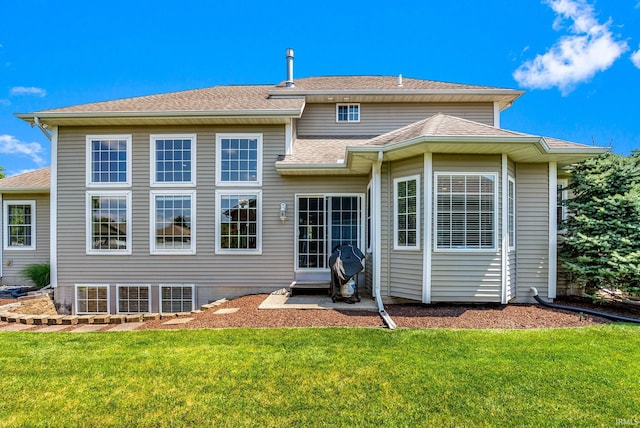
[69,325,107,333]
[0,323,36,331]
[34,325,69,332]
[258,293,378,311]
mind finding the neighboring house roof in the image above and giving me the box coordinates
[277,114,608,175]
[0,167,50,193]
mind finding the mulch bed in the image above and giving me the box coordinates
[3,295,640,330]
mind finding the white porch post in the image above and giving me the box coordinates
[50,126,58,287]
[548,162,558,299]
[501,154,508,304]
[422,153,432,303]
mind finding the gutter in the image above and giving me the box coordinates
[373,151,396,329]
[530,287,640,324]
[33,116,52,141]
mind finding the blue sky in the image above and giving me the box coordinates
[1,0,639,176]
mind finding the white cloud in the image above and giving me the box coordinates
[514,0,628,95]
[0,99,10,107]
[0,134,46,166]
[9,86,47,97]
[632,49,640,69]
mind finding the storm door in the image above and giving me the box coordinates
[296,195,362,271]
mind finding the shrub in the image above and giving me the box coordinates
[21,263,50,289]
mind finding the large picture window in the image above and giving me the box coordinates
[87,191,131,254]
[216,191,261,254]
[216,133,262,186]
[394,176,420,250]
[151,134,196,186]
[3,200,36,250]
[86,135,131,187]
[151,191,195,254]
[436,173,497,250]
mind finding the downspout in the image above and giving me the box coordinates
[374,151,397,329]
[33,116,52,141]
[530,287,640,324]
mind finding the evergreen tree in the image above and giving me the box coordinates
[560,151,640,296]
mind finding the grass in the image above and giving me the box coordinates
[0,325,639,427]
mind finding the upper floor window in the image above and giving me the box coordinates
[3,200,36,250]
[336,103,360,123]
[151,134,196,186]
[394,175,420,250]
[435,173,497,251]
[216,133,262,186]
[86,135,132,187]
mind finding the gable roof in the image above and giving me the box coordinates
[276,114,608,175]
[16,76,522,126]
[0,167,50,192]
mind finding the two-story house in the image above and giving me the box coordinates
[12,49,607,315]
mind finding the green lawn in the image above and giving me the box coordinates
[0,325,639,427]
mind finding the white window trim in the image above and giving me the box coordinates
[393,175,421,251]
[215,189,262,255]
[3,200,36,251]
[508,176,516,251]
[86,134,132,188]
[433,172,499,253]
[150,190,196,255]
[116,284,152,314]
[159,284,195,313]
[335,103,361,123]
[75,284,110,315]
[86,190,132,255]
[215,133,263,187]
[150,134,197,187]
[366,181,373,253]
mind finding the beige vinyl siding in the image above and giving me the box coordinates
[430,154,502,302]
[515,163,549,301]
[55,125,368,311]
[384,156,424,301]
[0,193,50,286]
[297,103,495,136]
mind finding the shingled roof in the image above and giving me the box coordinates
[0,167,50,192]
[272,76,503,91]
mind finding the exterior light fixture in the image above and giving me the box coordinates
[280,203,287,222]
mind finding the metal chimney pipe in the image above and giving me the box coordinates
[285,48,295,88]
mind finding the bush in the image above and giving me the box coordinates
[21,263,50,289]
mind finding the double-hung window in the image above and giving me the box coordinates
[216,133,263,254]
[151,190,196,254]
[336,103,360,123]
[3,200,36,250]
[394,176,420,250]
[435,173,497,250]
[86,135,131,187]
[87,191,132,254]
[151,134,196,186]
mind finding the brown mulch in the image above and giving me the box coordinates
[3,295,640,330]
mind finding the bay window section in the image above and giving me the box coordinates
[87,191,132,254]
[151,191,195,254]
[216,191,261,254]
[150,134,196,186]
[86,135,131,187]
[435,173,497,251]
[3,201,36,250]
[394,175,420,250]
